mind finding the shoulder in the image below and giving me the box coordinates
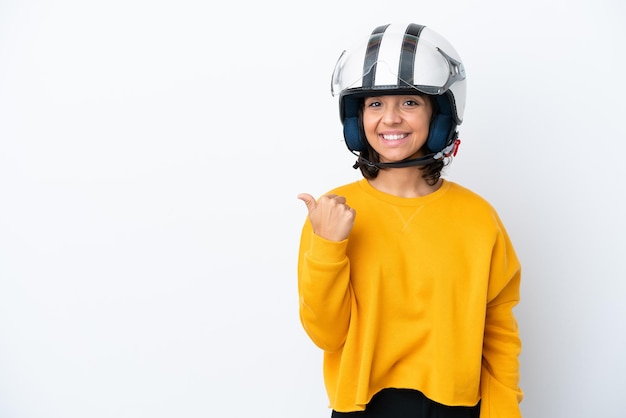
[445,181,494,208]
[443,181,502,221]
[324,180,363,197]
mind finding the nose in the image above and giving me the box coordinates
[382,105,402,124]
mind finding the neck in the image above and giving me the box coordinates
[369,167,442,198]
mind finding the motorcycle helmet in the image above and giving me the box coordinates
[331,23,466,161]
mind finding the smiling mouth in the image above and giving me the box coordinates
[381,134,408,141]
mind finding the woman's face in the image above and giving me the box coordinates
[362,94,433,163]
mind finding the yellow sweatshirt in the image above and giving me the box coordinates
[298,179,523,417]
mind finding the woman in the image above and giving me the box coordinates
[297,23,523,418]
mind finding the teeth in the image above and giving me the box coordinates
[382,134,406,140]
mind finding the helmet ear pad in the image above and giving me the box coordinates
[426,94,455,153]
[343,116,366,152]
[342,96,368,152]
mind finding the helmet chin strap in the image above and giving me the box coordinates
[352,139,460,170]
[353,154,436,169]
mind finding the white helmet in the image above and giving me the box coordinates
[331,23,466,158]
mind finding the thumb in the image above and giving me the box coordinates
[297,193,317,213]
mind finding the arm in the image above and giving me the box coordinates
[298,223,353,352]
[480,222,524,418]
[296,193,356,352]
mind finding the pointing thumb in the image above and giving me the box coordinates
[297,193,317,213]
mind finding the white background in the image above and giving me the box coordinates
[1,0,625,417]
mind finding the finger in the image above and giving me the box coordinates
[333,196,347,205]
[297,193,317,213]
[318,194,345,205]
[319,193,337,201]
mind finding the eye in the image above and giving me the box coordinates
[365,99,382,108]
[404,97,425,107]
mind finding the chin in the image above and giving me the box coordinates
[382,153,422,163]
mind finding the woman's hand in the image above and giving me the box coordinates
[298,193,356,242]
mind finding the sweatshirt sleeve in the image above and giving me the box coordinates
[297,220,353,352]
[480,218,524,418]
